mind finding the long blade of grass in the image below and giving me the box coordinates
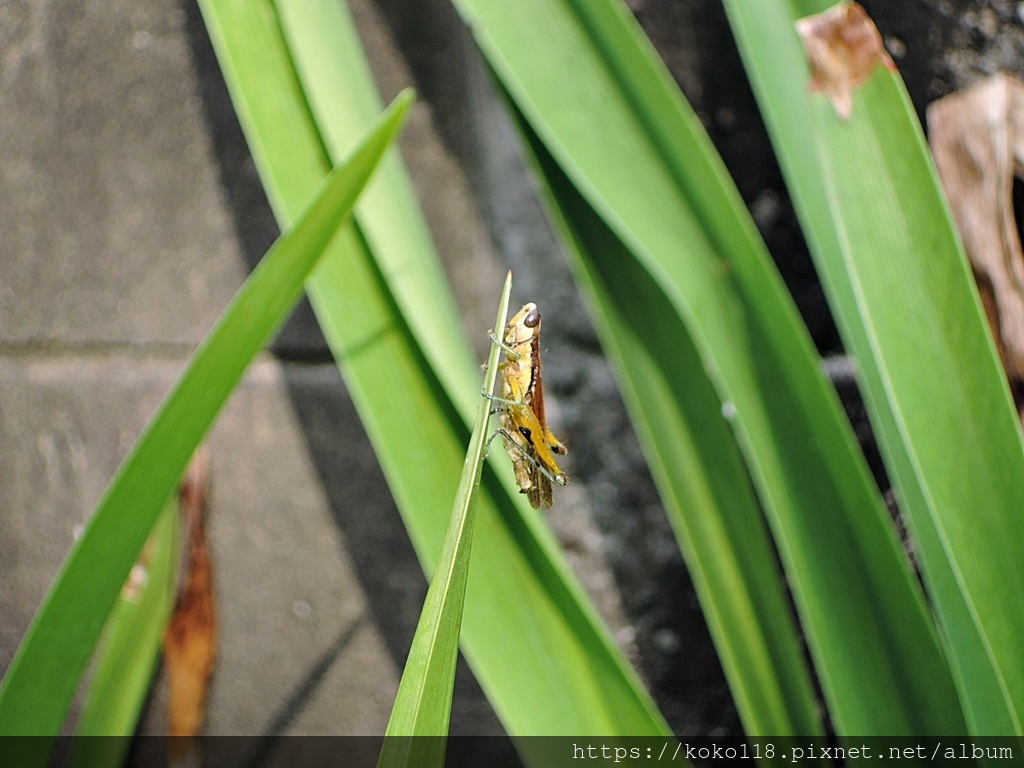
[275,0,480,420]
[724,0,1023,734]
[447,0,965,734]
[800,7,1024,733]
[67,496,180,762]
[377,275,510,768]
[199,0,670,738]
[0,97,411,739]
[511,102,821,736]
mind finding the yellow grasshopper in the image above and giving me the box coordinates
[488,303,568,508]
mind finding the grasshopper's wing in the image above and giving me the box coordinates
[500,410,536,495]
[531,468,553,508]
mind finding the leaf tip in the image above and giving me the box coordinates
[381,88,417,138]
[393,87,417,113]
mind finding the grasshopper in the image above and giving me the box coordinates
[488,303,568,508]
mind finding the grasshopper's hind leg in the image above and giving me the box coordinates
[494,427,567,488]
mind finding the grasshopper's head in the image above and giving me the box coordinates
[506,302,540,335]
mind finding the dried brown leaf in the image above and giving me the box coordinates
[929,74,1024,400]
[164,446,217,758]
[797,2,896,120]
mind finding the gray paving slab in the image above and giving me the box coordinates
[0,0,512,736]
[0,356,405,734]
[0,0,501,357]
[0,0,248,349]
[0,0,643,740]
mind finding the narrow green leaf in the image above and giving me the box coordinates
[724,0,1020,734]
[377,275,510,768]
[200,0,670,738]
[448,0,964,734]
[804,42,1024,732]
[65,498,180,767]
[275,0,480,420]
[72,498,180,736]
[511,103,821,737]
[0,96,411,739]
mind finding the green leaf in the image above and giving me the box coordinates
[377,275,510,768]
[65,497,180,767]
[276,0,483,419]
[724,0,1022,734]
[72,498,181,736]
[448,0,965,735]
[809,70,1024,735]
[199,0,669,738]
[0,95,411,739]
[512,104,821,737]
[804,31,1024,733]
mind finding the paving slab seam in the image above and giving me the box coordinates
[0,342,341,368]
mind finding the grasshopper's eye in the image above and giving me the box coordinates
[524,308,541,328]
[519,426,533,441]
